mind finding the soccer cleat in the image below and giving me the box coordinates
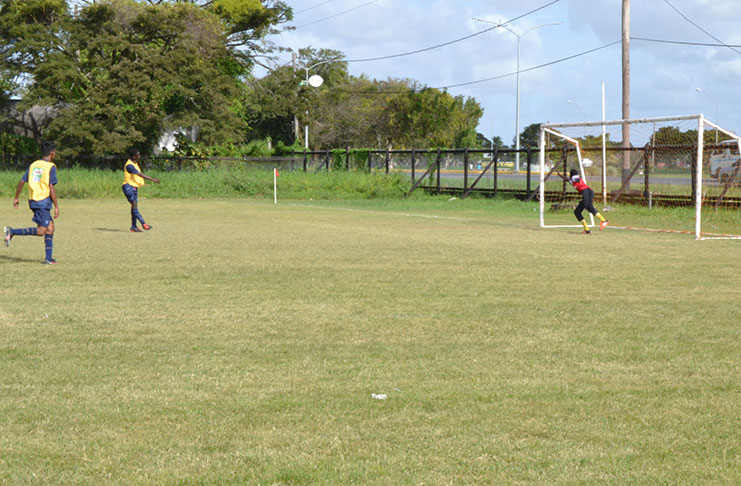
[43,259,57,265]
[582,230,591,234]
[142,223,151,230]
[130,227,142,233]
[600,220,609,231]
[3,226,11,247]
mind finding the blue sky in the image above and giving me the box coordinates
[264,0,741,145]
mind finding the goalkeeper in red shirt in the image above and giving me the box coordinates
[568,169,608,234]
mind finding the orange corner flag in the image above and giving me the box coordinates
[274,168,279,177]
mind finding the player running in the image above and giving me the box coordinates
[122,149,160,232]
[4,140,60,264]
[568,169,608,234]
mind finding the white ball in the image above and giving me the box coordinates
[582,158,593,168]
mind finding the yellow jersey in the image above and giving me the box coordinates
[123,159,145,188]
[26,159,57,202]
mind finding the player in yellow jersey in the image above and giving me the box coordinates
[4,141,60,264]
[122,148,160,232]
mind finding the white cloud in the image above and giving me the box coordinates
[271,0,741,139]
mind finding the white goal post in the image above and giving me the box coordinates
[538,114,741,240]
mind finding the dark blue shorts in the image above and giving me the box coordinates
[122,184,138,204]
[32,208,52,228]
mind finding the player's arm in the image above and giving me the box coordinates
[128,164,160,184]
[49,184,59,218]
[140,172,160,184]
[12,178,26,209]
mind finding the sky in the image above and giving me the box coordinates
[262,0,741,145]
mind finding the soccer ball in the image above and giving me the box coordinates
[582,158,593,168]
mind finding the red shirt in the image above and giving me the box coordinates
[571,177,590,193]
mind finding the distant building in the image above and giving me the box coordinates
[1,99,59,141]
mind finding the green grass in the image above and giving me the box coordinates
[0,168,413,200]
[0,198,738,485]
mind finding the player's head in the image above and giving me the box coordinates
[40,140,56,158]
[128,148,140,160]
[569,169,580,183]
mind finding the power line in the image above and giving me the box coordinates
[343,0,562,63]
[294,0,337,15]
[435,40,621,90]
[632,37,741,48]
[664,0,741,55]
[294,0,380,29]
[334,40,621,94]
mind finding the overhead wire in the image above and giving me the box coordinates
[333,40,621,94]
[294,0,380,29]
[633,37,741,48]
[663,0,740,55]
[343,0,562,63]
[294,0,337,15]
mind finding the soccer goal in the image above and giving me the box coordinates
[538,114,741,240]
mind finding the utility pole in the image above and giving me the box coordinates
[621,0,631,183]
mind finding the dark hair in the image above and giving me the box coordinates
[128,148,140,158]
[569,169,579,178]
[40,141,56,157]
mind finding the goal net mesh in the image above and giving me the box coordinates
[538,115,741,239]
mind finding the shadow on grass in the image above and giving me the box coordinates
[93,227,128,233]
[0,255,44,264]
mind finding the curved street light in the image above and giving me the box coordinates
[696,87,719,145]
[473,19,562,172]
[299,60,330,149]
[567,99,586,122]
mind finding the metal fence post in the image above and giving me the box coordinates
[303,149,307,172]
[385,148,390,174]
[411,149,416,183]
[493,148,499,196]
[526,148,532,199]
[436,148,441,194]
[463,148,469,193]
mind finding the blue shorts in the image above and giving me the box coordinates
[32,208,53,228]
[122,184,138,204]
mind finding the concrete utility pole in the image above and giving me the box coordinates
[622,0,631,183]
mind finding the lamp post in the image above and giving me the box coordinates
[696,87,719,145]
[567,99,586,122]
[473,19,561,173]
[299,61,329,149]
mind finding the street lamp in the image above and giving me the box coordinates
[567,99,586,122]
[696,87,719,145]
[567,100,587,138]
[473,19,562,173]
[299,61,328,149]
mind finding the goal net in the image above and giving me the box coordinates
[538,115,741,240]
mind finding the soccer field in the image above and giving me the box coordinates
[1,198,738,485]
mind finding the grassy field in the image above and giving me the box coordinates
[0,198,738,485]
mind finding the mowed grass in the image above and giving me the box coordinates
[0,198,738,485]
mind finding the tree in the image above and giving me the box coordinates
[0,0,68,130]
[384,86,482,149]
[518,123,541,150]
[1,0,293,155]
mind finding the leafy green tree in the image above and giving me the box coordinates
[518,123,541,149]
[0,0,68,130]
[385,86,482,149]
[1,0,292,155]
[23,0,249,156]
